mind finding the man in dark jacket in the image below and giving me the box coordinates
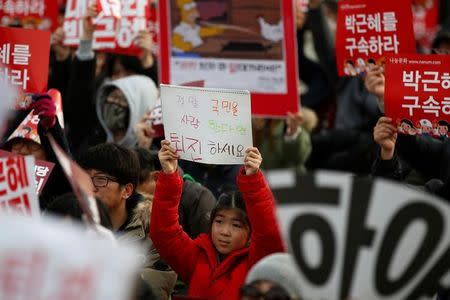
[78,143,176,299]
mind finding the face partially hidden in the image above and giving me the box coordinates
[211,208,250,256]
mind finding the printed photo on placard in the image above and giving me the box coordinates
[159,0,299,116]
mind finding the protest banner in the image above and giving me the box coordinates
[158,0,299,117]
[64,0,154,56]
[0,26,50,98]
[161,84,253,165]
[48,135,100,225]
[336,0,415,76]
[270,170,450,300]
[0,0,58,31]
[0,155,40,217]
[0,150,54,196]
[63,0,88,46]
[0,214,140,300]
[412,0,440,53]
[384,54,450,138]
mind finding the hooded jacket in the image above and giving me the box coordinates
[96,75,158,148]
[150,169,285,300]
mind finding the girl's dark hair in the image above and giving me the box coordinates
[45,192,113,230]
[210,190,250,230]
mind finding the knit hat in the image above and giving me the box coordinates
[246,253,302,299]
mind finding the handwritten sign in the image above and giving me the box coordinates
[271,170,450,300]
[160,84,253,165]
[0,155,40,217]
[0,214,140,300]
[384,54,450,138]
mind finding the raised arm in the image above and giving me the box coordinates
[149,140,200,282]
[239,148,285,266]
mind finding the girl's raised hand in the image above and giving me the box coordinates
[159,140,179,174]
[244,147,262,175]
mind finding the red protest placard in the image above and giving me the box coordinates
[0,155,40,217]
[63,0,88,47]
[0,0,59,31]
[0,150,54,196]
[412,0,439,52]
[336,0,416,76]
[158,0,299,117]
[92,0,151,56]
[0,27,50,96]
[384,54,450,138]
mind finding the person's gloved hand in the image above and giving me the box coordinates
[29,93,56,130]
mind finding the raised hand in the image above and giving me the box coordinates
[244,147,262,175]
[373,117,397,160]
[158,140,179,174]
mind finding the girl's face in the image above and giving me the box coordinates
[211,208,250,255]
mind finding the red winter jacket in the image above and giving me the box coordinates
[150,169,285,300]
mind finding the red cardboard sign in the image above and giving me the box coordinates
[0,155,40,216]
[63,0,88,46]
[336,0,416,76]
[0,150,54,196]
[92,0,150,56]
[0,0,59,31]
[412,0,439,52]
[0,27,50,95]
[158,0,299,117]
[384,54,450,138]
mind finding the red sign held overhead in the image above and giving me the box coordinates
[336,0,416,76]
[384,54,450,138]
[0,27,50,96]
[0,0,59,31]
[63,0,155,56]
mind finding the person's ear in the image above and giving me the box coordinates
[121,183,134,199]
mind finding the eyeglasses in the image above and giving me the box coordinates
[240,283,291,300]
[91,175,118,188]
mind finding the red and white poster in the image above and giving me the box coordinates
[93,0,151,55]
[158,0,299,117]
[0,0,59,31]
[336,0,416,76]
[0,150,54,196]
[64,0,155,56]
[0,155,40,217]
[0,27,50,97]
[384,54,450,138]
[412,0,440,53]
[63,0,88,46]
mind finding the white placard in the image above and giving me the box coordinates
[0,155,40,217]
[161,84,253,165]
[272,171,450,300]
[0,214,139,300]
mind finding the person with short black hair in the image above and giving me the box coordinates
[79,143,177,300]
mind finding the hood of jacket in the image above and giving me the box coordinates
[96,75,158,148]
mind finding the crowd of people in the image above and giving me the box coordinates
[1,0,450,299]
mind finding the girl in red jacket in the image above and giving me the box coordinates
[150,140,285,300]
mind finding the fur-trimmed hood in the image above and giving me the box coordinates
[128,193,153,232]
